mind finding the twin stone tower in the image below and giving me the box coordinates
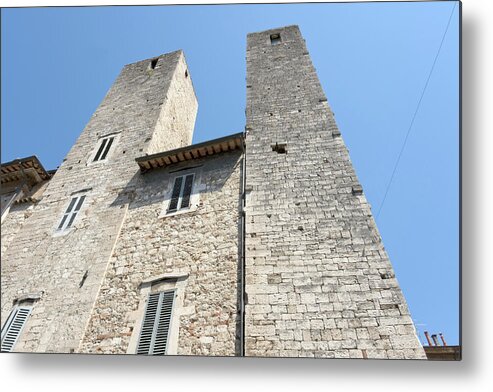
[1,26,426,359]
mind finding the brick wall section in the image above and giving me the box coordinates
[79,151,242,356]
[1,51,197,353]
[244,25,426,359]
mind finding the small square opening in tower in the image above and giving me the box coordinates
[150,58,158,69]
[271,142,287,154]
[270,33,281,45]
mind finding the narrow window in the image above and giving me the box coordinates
[1,305,32,352]
[167,174,194,213]
[93,136,115,162]
[57,194,86,231]
[270,33,281,45]
[150,58,158,70]
[136,291,175,355]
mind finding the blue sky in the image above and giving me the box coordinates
[1,2,459,345]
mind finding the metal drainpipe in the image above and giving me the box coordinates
[239,135,247,357]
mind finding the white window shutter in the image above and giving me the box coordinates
[1,306,32,352]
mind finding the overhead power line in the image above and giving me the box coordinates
[375,1,458,220]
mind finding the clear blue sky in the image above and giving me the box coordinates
[1,2,459,345]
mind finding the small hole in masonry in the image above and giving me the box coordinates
[271,143,287,154]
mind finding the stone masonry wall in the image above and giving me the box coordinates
[80,151,242,356]
[1,181,50,256]
[1,202,34,257]
[1,51,197,353]
[244,25,426,359]
[146,54,197,155]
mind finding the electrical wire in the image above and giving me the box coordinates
[375,1,458,219]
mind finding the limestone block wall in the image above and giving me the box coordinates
[1,202,34,257]
[146,52,197,155]
[244,25,426,359]
[80,151,242,356]
[1,180,50,255]
[1,51,197,353]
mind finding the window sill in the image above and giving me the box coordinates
[159,205,197,219]
[52,227,75,237]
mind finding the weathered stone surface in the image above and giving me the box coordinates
[1,50,198,353]
[79,151,242,356]
[244,25,425,359]
[1,25,425,359]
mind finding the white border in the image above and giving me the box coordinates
[2,1,492,392]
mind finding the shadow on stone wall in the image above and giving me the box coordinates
[109,151,241,211]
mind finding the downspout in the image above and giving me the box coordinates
[239,134,247,357]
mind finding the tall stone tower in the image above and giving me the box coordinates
[244,25,426,359]
[2,25,427,359]
[1,50,197,353]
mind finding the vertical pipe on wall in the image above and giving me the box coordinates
[239,135,246,356]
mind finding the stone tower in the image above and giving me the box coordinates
[2,25,426,359]
[1,50,197,353]
[244,25,426,359]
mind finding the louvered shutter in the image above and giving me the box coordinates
[136,291,175,355]
[180,174,194,209]
[168,176,183,212]
[1,306,32,352]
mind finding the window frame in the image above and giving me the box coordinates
[166,173,195,214]
[89,132,120,164]
[56,193,87,233]
[135,290,176,356]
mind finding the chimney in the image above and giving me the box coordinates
[439,333,447,346]
[424,331,433,346]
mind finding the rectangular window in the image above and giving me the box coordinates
[57,194,86,231]
[270,33,281,45]
[93,136,115,162]
[1,305,32,352]
[167,174,194,213]
[136,291,175,355]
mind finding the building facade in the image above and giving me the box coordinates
[1,25,426,359]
